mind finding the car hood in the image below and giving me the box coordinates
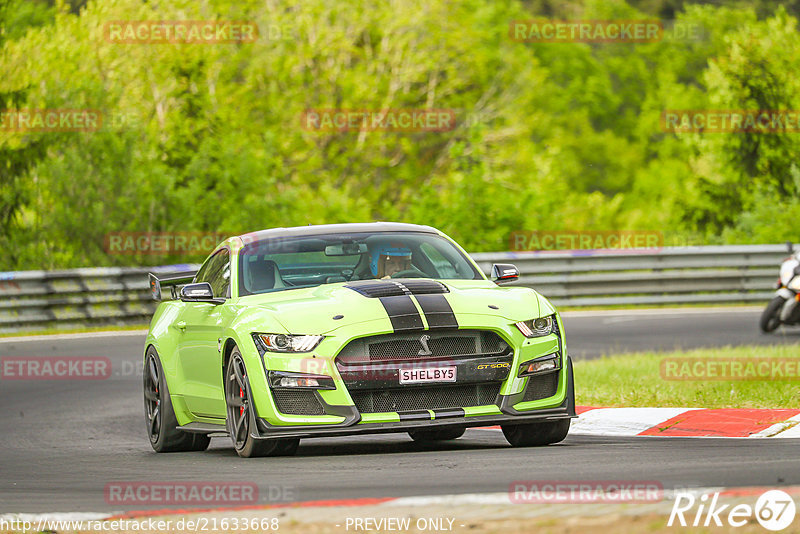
[235,279,548,334]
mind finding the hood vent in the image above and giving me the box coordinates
[345,279,449,298]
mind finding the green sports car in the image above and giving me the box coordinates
[144,223,575,457]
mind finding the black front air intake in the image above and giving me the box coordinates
[345,279,449,298]
[271,389,325,415]
[521,371,560,402]
[349,382,502,414]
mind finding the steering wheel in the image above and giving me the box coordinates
[391,269,426,279]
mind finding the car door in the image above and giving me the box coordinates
[177,248,232,419]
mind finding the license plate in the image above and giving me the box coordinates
[399,367,457,384]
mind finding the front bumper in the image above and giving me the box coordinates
[249,356,576,440]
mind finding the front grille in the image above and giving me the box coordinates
[271,389,325,415]
[350,382,501,413]
[369,336,474,361]
[521,372,559,402]
[337,330,508,365]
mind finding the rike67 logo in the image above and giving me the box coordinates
[669,490,796,531]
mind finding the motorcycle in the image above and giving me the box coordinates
[760,242,800,333]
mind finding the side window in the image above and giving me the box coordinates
[196,249,230,298]
[194,257,211,284]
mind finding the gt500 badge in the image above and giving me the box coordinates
[477,362,510,370]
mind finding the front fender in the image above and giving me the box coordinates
[224,305,336,427]
[144,301,184,387]
[778,287,795,300]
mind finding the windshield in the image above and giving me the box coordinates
[237,231,482,296]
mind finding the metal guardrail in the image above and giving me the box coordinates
[0,245,794,333]
[472,244,795,307]
[0,264,199,334]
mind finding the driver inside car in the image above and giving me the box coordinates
[370,244,414,279]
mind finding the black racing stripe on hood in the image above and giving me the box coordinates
[396,279,449,295]
[379,295,424,332]
[345,279,448,298]
[346,280,406,298]
[414,294,459,329]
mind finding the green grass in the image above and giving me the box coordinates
[574,344,800,408]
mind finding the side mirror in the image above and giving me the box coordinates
[180,282,224,304]
[491,263,519,285]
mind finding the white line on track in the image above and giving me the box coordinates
[0,330,148,344]
[561,306,761,318]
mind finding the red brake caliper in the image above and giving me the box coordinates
[239,387,244,417]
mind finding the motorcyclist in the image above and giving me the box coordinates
[761,241,800,332]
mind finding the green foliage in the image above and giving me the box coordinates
[0,0,56,43]
[0,0,798,269]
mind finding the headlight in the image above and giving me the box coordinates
[515,315,556,338]
[519,353,561,376]
[253,333,324,353]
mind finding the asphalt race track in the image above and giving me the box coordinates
[1,308,799,512]
[564,307,800,359]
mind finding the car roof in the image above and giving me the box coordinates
[237,222,440,242]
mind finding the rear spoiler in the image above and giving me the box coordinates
[149,271,197,301]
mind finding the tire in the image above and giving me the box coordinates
[501,418,570,447]
[408,427,466,442]
[225,348,300,458]
[144,346,211,453]
[760,296,786,333]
